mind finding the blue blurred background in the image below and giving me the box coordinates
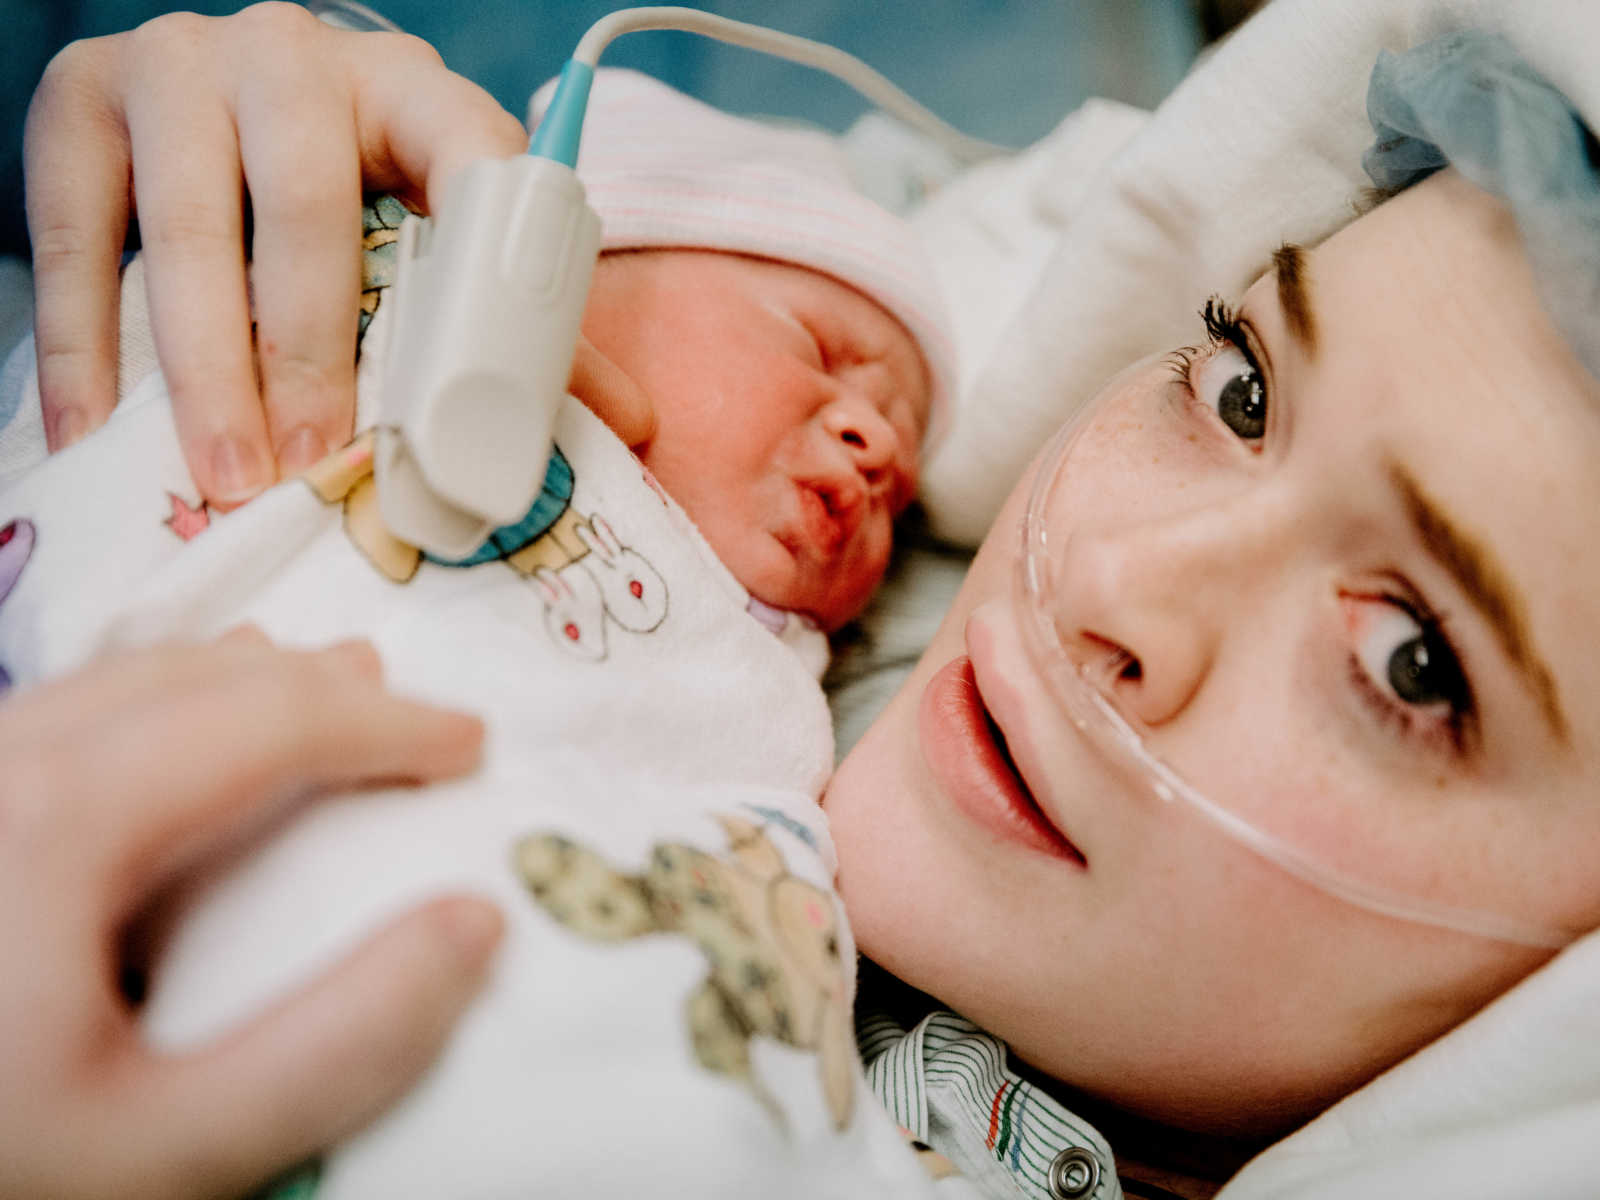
[2,1,1218,260]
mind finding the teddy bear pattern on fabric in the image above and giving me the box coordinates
[514,813,858,1131]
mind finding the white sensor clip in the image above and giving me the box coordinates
[376,156,601,559]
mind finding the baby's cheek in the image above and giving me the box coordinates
[678,486,892,630]
[750,544,880,633]
[720,528,809,615]
[815,523,895,631]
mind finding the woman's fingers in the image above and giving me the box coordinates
[346,31,530,214]
[235,27,364,478]
[0,631,502,1200]
[236,19,524,481]
[129,894,503,1200]
[122,15,270,509]
[0,629,279,754]
[80,641,485,901]
[0,636,482,909]
[27,4,531,507]
[24,35,132,451]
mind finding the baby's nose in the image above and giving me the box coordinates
[821,396,899,491]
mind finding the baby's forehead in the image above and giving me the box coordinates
[632,248,935,429]
[757,256,937,430]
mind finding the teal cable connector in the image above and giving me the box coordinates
[526,59,595,165]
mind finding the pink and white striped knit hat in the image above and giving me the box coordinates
[528,68,955,451]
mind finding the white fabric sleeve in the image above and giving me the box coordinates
[0,256,163,485]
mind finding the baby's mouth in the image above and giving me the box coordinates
[918,656,1086,866]
[793,479,865,560]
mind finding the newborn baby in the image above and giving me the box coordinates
[582,245,929,633]
[0,70,966,1198]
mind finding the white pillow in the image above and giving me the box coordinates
[911,0,1599,546]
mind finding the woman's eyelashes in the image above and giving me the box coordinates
[1165,297,1269,444]
[1343,589,1477,757]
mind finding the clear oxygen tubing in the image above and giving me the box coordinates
[529,6,1010,167]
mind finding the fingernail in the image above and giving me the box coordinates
[210,436,272,504]
[276,424,330,476]
[51,406,87,450]
[437,897,504,963]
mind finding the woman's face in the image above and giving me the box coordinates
[822,171,1600,1134]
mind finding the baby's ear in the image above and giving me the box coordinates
[568,333,656,450]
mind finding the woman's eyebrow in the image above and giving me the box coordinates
[1388,460,1570,744]
[1272,244,1318,357]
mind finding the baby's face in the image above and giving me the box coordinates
[823,171,1600,1134]
[580,250,930,630]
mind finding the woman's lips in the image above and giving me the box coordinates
[918,655,1086,865]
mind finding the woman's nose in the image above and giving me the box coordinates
[1053,496,1291,729]
[821,395,899,491]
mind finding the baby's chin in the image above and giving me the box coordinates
[665,488,883,631]
[717,544,878,634]
[744,583,856,635]
[758,566,884,633]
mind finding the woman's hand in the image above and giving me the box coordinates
[0,630,503,1199]
[24,2,529,507]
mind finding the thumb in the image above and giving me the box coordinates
[130,895,503,1199]
[568,334,656,450]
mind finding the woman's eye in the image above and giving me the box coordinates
[1354,601,1470,712]
[1193,345,1267,441]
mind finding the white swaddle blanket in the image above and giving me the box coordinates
[906,1,1600,1196]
